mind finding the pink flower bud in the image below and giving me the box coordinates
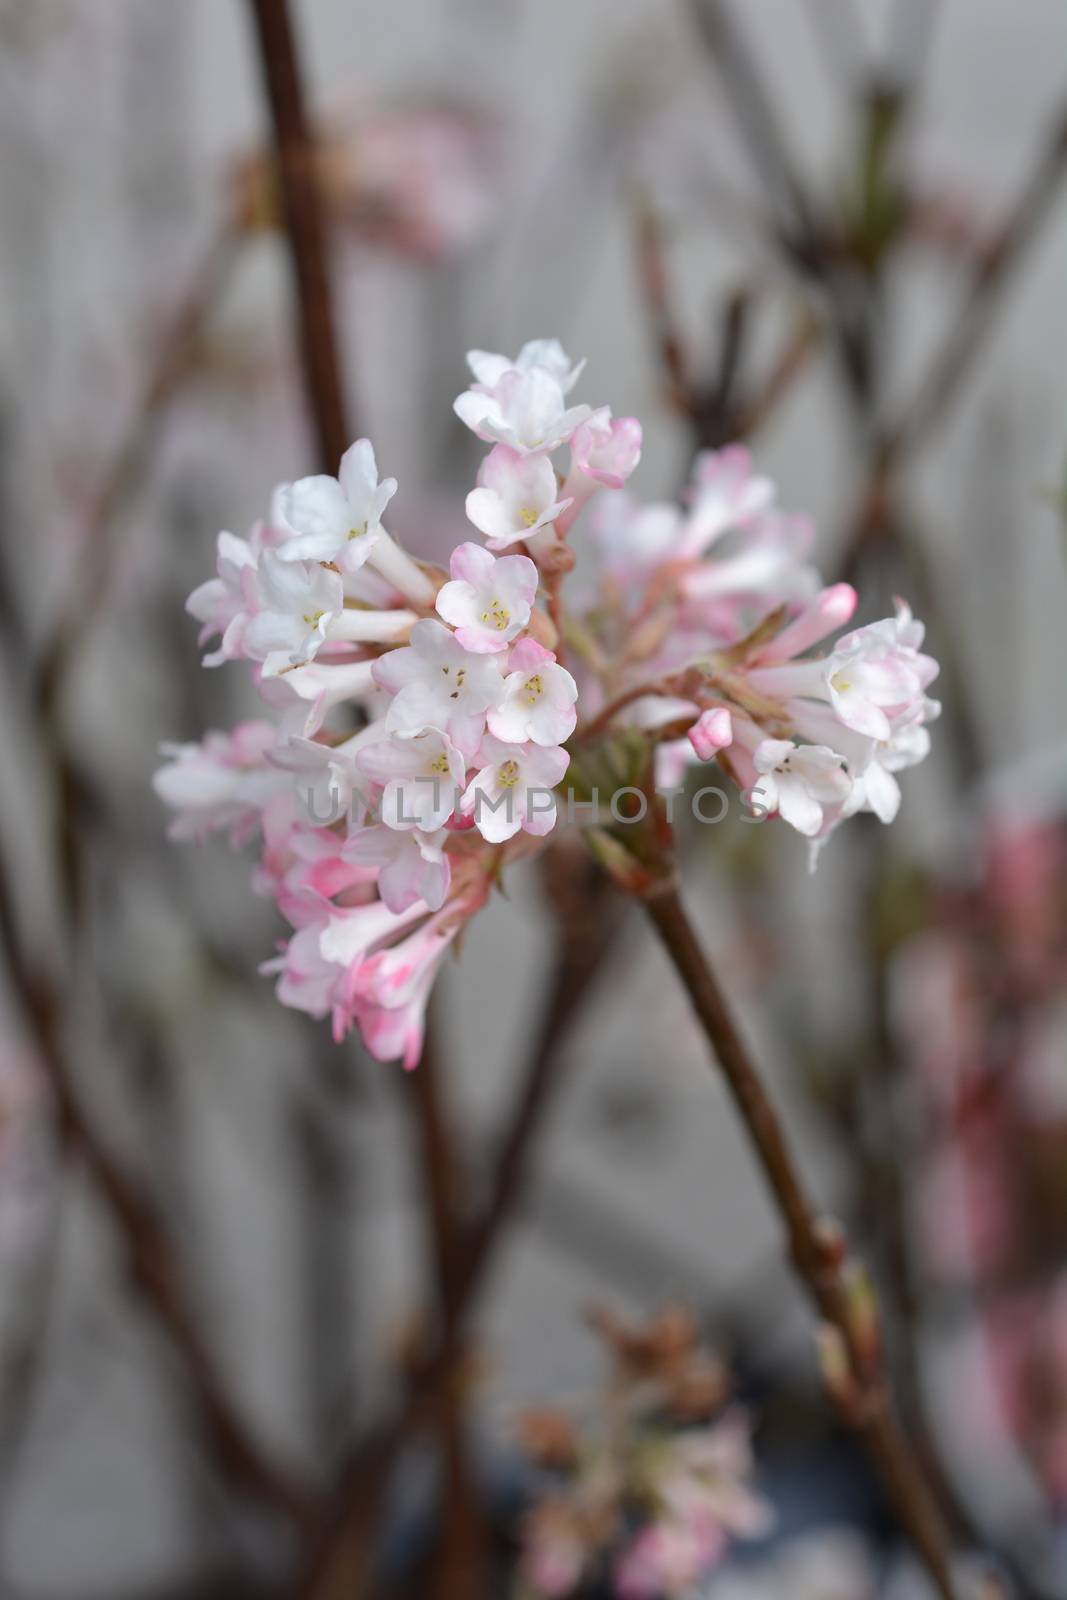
[688,708,733,761]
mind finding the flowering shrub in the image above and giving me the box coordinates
[513,1306,770,1600]
[155,338,939,1068]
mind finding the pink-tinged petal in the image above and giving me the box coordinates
[447,710,490,759]
[756,583,858,664]
[507,637,554,672]
[572,409,643,488]
[452,623,510,656]
[448,540,496,587]
[477,443,524,493]
[523,795,558,836]
[526,744,570,788]
[688,708,733,761]
[831,691,892,741]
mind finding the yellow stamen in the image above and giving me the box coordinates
[480,598,511,631]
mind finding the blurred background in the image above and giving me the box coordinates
[1,1,1067,1596]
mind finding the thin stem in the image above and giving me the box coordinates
[638,878,958,1600]
[890,101,1067,462]
[734,310,822,439]
[246,0,350,470]
[633,199,693,417]
[401,1020,489,1600]
[0,875,314,1531]
[297,852,618,1600]
[688,0,819,247]
[840,97,1067,577]
[35,224,236,726]
[4,214,308,1528]
[577,678,677,743]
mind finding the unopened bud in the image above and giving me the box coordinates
[844,1262,881,1374]
[816,1323,860,1416]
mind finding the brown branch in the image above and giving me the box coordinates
[840,97,1067,577]
[4,221,313,1529]
[297,850,619,1599]
[688,0,819,248]
[0,872,315,1531]
[734,309,822,439]
[888,101,1067,467]
[246,0,350,470]
[638,878,959,1600]
[577,678,678,744]
[5,170,327,1559]
[35,225,236,727]
[633,200,693,417]
[401,1021,488,1600]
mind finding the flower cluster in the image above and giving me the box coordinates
[156,336,939,1066]
[514,1305,770,1600]
[579,446,940,854]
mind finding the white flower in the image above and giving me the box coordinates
[269,729,379,824]
[681,509,817,605]
[678,444,776,559]
[751,739,852,837]
[487,638,578,746]
[153,723,284,842]
[464,445,572,549]
[591,493,685,581]
[342,823,450,913]
[242,551,345,672]
[747,599,940,744]
[454,368,591,455]
[434,541,538,652]
[466,338,586,394]
[373,619,504,756]
[317,896,430,969]
[260,922,345,1026]
[461,735,568,843]
[822,618,936,740]
[278,439,396,572]
[568,407,643,489]
[356,729,465,831]
[258,658,378,739]
[844,700,938,824]
[185,529,258,667]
